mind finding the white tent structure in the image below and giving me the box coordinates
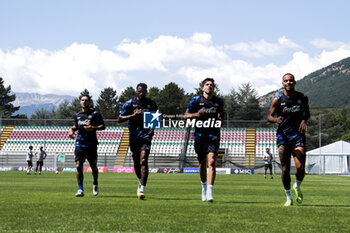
[306,140,350,174]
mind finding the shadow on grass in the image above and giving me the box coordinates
[134,197,275,203]
[299,204,350,208]
[221,201,275,204]
[148,197,199,201]
[101,195,206,201]
[99,195,137,199]
[95,196,350,207]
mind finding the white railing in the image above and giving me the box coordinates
[307,153,350,175]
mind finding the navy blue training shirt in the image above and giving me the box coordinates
[120,97,158,140]
[275,91,310,136]
[73,109,105,148]
[187,95,224,141]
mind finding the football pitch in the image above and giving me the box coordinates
[0,172,349,233]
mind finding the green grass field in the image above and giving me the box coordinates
[0,172,349,233]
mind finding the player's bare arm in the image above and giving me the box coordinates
[117,109,142,123]
[267,98,284,124]
[184,108,206,120]
[299,95,310,133]
[217,112,223,121]
[84,124,106,132]
[68,126,77,139]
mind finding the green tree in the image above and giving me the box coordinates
[119,86,136,105]
[147,87,160,103]
[235,82,262,120]
[181,93,195,114]
[31,108,56,119]
[305,109,350,150]
[56,100,72,119]
[330,109,350,142]
[68,98,81,115]
[158,82,185,116]
[95,87,119,119]
[223,88,239,120]
[0,77,20,118]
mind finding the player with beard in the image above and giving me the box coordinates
[184,78,223,202]
[267,73,310,206]
[118,83,158,200]
[68,95,105,197]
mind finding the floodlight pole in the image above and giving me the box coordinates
[319,114,324,175]
[319,114,322,148]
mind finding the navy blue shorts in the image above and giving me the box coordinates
[74,146,98,164]
[27,161,33,167]
[194,138,220,161]
[129,137,151,157]
[36,161,43,166]
[264,163,272,170]
[277,131,305,148]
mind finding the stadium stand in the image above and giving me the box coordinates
[0,126,124,169]
[0,125,278,172]
[114,127,130,167]
[245,128,256,168]
[186,128,247,157]
[255,128,278,157]
[151,128,186,156]
[0,126,13,150]
[2,126,124,153]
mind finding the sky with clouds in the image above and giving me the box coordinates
[1,0,350,99]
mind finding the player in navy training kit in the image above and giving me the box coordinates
[68,95,105,197]
[184,78,223,202]
[267,73,310,206]
[118,83,157,200]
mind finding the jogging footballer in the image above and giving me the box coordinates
[184,77,223,202]
[118,83,158,200]
[267,73,310,206]
[68,94,105,197]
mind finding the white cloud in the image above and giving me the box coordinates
[224,36,302,58]
[116,33,230,71]
[310,38,350,50]
[0,44,126,98]
[176,47,350,96]
[1,34,350,99]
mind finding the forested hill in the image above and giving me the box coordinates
[259,57,350,108]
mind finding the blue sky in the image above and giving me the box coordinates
[1,0,350,98]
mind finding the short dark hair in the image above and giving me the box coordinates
[80,94,91,101]
[136,83,147,90]
[29,146,33,149]
[282,73,295,80]
[201,77,215,88]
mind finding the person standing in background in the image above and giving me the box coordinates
[263,148,273,179]
[35,146,47,175]
[26,145,34,175]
